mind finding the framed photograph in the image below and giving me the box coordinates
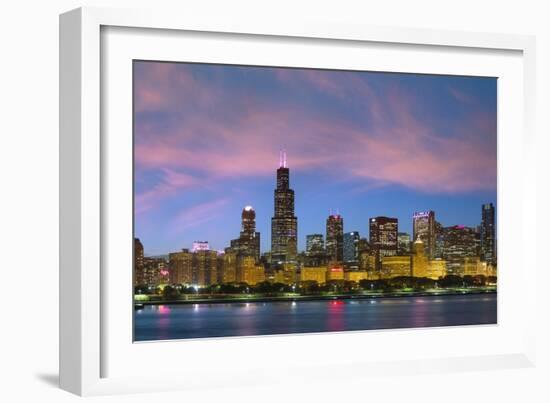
[60,7,537,396]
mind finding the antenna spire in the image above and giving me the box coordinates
[279,149,287,168]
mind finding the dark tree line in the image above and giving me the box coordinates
[134,274,495,300]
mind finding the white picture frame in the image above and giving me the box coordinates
[59,6,537,396]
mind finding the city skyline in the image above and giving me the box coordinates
[134,61,497,255]
[137,157,496,257]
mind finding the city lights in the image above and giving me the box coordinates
[134,152,497,297]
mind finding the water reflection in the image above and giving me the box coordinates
[134,294,497,341]
[327,300,345,331]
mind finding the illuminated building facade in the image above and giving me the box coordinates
[411,237,428,277]
[326,214,344,263]
[381,255,411,279]
[193,249,218,286]
[442,225,478,276]
[463,256,488,276]
[134,238,144,285]
[230,206,261,261]
[343,231,360,265]
[359,250,376,272]
[169,249,193,285]
[271,151,298,263]
[434,221,445,258]
[142,257,169,286]
[369,216,398,267]
[237,256,265,285]
[397,232,411,255]
[326,263,345,281]
[300,266,327,284]
[480,203,496,266]
[306,234,325,256]
[427,259,447,279]
[222,251,237,283]
[273,262,297,285]
[413,211,436,259]
[304,234,326,266]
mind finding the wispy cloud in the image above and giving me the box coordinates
[448,86,477,105]
[135,168,200,214]
[134,62,496,214]
[172,198,230,233]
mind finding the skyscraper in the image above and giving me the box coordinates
[306,234,325,256]
[480,203,496,266]
[193,249,218,286]
[169,249,193,285]
[271,151,298,263]
[326,214,344,263]
[369,216,398,267]
[397,232,411,255]
[413,211,436,259]
[442,225,478,275]
[134,238,144,285]
[305,234,325,267]
[343,231,360,264]
[230,205,261,261]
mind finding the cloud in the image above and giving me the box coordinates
[133,62,497,214]
[172,198,230,232]
[135,168,200,214]
[448,86,477,105]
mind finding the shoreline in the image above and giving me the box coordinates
[135,288,496,307]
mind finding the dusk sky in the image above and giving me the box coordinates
[134,61,497,256]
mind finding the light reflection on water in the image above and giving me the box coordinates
[134,294,497,341]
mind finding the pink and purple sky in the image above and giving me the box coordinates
[134,61,497,256]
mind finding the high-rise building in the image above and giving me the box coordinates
[306,234,325,256]
[142,257,169,286]
[442,225,478,276]
[271,151,298,263]
[134,238,145,285]
[326,214,344,263]
[237,256,265,285]
[169,249,193,285]
[480,203,496,266]
[221,251,237,283]
[413,211,436,259]
[304,234,326,266]
[369,216,398,267]
[193,249,218,286]
[343,231,360,264]
[231,206,261,261]
[434,221,445,259]
[397,232,411,255]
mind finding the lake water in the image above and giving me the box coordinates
[134,293,497,341]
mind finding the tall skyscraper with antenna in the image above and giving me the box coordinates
[271,151,298,263]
